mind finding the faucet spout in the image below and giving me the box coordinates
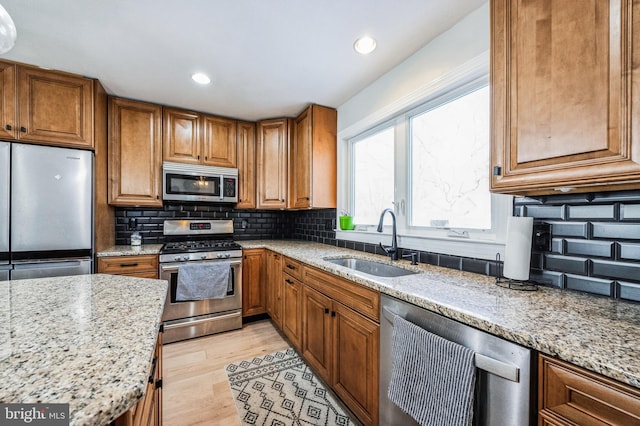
[377,208,398,260]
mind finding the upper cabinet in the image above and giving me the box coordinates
[163,107,237,167]
[237,120,256,209]
[491,0,640,195]
[257,118,290,209]
[108,97,163,207]
[291,104,337,209]
[0,61,94,149]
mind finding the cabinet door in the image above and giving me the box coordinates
[491,0,640,195]
[236,121,256,209]
[257,118,288,209]
[18,66,93,148]
[202,115,237,167]
[108,97,163,207]
[266,251,283,327]
[302,285,332,383]
[242,249,266,317]
[0,61,16,140]
[291,106,312,208]
[163,107,201,164]
[332,303,379,426]
[282,272,302,349]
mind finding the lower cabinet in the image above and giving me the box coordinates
[281,271,303,350]
[302,285,332,382]
[242,249,266,317]
[97,255,159,279]
[116,329,163,426]
[539,354,640,425]
[265,250,283,328]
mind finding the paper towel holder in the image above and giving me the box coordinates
[494,253,537,291]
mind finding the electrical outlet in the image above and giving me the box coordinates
[532,223,552,252]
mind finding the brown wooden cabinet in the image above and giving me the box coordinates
[108,97,163,207]
[116,330,163,426]
[242,249,266,317]
[163,107,237,167]
[491,0,640,195]
[0,61,94,149]
[97,254,159,279]
[257,118,290,209]
[236,120,256,209]
[265,250,283,327]
[302,265,380,426]
[281,270,303,350]
[291,104,337,209]
[538,354,640,425]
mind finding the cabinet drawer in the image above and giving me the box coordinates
[282,256,303,281]
[303,266,380,323]
[539,354,640,425]
[98,255,158,275]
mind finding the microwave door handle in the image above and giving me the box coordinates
[219,174,224,201]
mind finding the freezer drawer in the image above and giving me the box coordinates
[11,143,93,252]
[10,259,92,280]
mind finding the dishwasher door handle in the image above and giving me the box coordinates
[382,306,520,383]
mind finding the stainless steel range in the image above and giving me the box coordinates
[159,219,242,344]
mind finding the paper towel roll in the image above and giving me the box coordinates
[503,216,534,281]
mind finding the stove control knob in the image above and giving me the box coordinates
[201,254,207,260]
[225,253,232,258]
[216,253,223,259]
[174,256,182,262]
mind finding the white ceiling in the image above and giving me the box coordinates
[0,0,486,122]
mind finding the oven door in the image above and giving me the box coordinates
[160,258,242,322]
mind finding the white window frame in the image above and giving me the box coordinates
[336,52,512,260]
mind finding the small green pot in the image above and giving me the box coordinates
[339,216,355,230]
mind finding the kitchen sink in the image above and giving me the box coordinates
[324,257,418,277]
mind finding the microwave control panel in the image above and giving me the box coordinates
[223,178,236,197]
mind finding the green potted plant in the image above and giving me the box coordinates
[339,209,355,230]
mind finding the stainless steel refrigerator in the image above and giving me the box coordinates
[0,142,93,281]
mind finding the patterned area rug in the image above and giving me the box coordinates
[225,348,353,426]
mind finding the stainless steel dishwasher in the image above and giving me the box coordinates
[380,294,535,425]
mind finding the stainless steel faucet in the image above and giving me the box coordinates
[377,208,398,260]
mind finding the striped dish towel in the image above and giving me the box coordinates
[388,315,476,426]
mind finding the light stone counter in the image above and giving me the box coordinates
[0,274,168,426]
[239,240,640,390]
[96,244,163,257]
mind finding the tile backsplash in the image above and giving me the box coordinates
[116,190,640,302]
[516,190,640,302]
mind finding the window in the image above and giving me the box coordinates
[409,85,490,230]
[342,71,510,260]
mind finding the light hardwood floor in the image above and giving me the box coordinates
[162,320,289,426]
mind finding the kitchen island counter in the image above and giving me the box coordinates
[240,240,640,390]
[0,274,167,426]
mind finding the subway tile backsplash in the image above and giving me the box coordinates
[521,189,640,302]
[116,188,640,302]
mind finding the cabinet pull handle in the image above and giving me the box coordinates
[285,279,293,285]
[156,195,159,199]
[20,126,26,133]
[324,308,329,314]
[120,262,139,267]
[197,155,200,160]
[492,166,501,176]
[155,378,163,389]
[331,311,336,317]
[205,156,208,161]
[286,264,296,270]
[5,124,11,131]
[148,356,158,383]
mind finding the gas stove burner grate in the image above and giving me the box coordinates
[161,239,242,254]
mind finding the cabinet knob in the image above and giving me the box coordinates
[156,195,159,199]
[197,155,200,160]
[281,199,285,202]
[492,166,502,176]
[205,156,208,161]
[5,124,11,131]
[305,197,310,201]
[20,126,26,133]
[331,311,336,317]
[324,308,329,314]
[285,279,293,285]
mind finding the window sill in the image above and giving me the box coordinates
[335,229,505,261]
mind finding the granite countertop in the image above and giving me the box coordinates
[240,240,640,390]
[96,244,164,257]
[0,274,168,426]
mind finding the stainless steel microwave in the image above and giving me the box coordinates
[162,162,238,203]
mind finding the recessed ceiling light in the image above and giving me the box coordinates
[191,73,211,85]
[354,36,376,55]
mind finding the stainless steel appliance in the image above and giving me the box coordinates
[159,219,242,343]
[162,161,238,203]
[380,294,535,425]
[0,142,93,281]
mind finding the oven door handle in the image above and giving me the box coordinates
[160,259,242,273]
